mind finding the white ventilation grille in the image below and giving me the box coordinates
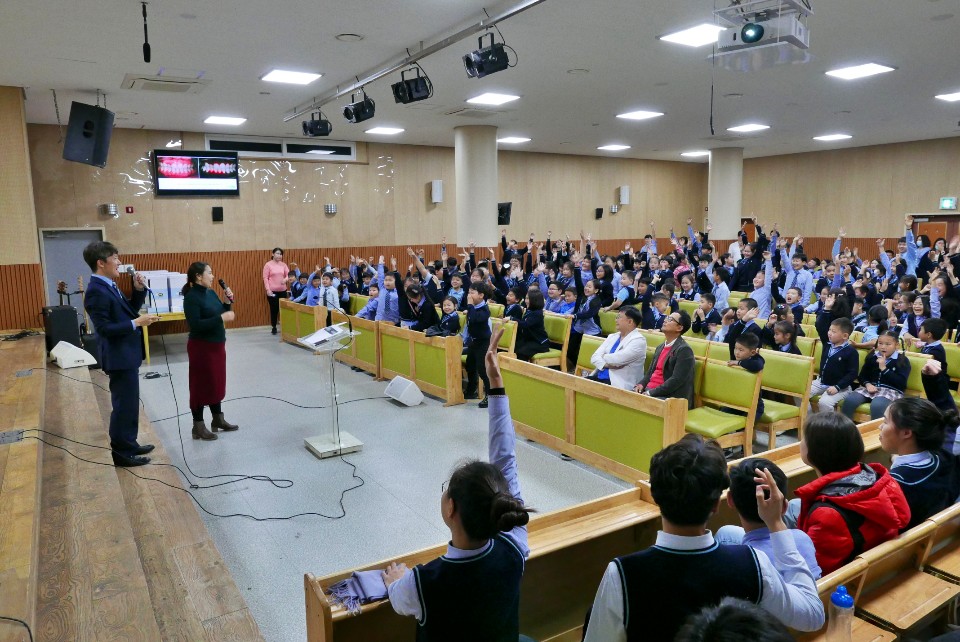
[121,73,211,94]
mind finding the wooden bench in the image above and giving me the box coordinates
[501,356,687,482]
[330,310,380,376]
[573,334,606,377]
[378,322,465,406]
[531,312,573,372]
[304,488,662,642]
[279,298,327,345]
[0,336,45,642]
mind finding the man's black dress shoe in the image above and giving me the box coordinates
[112,453,151,467]
[133,443,155,455]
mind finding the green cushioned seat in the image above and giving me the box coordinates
[461,354,468,365]
[952,390,960,403]
[685,407,746,439]
[856,402,870,414]
[532,349,561,362]
[759,400,800,423]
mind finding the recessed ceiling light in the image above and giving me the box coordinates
[466,93,520,106]
[727,123,770,133]
[936,91,960,102]
[813,133,853,141]
[681,150,711,157]
[261,69,323,85]
[597,144,631,151]
[204,116,246,126]
[616,110,665,121]
[659,23,725,48]
[825,63,895,80]
[335,33,365,42]
[497,137,531,144]
[567,68,590,75]
[365,127,404,135]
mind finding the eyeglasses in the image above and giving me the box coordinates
[663,316,680,325]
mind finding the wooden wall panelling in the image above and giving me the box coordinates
[0,263,47,330]
[0,86,40,265]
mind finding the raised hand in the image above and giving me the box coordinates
[485,327,506,388]
[838,227,847,239]
[755,467,786,532]
[407,247,416,257]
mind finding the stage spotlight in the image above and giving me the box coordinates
[343,90,376,123]
[741,23,764,43]
[392,66,433,104]
[463,33,510,79]
[302,112,332,136]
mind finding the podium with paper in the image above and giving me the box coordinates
[298,324,364,459]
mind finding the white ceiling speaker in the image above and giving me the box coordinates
[619,185,630,205]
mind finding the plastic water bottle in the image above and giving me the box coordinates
[825,585,854,642]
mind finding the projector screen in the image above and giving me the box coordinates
[152,150,240,197]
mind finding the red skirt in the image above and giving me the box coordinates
[188,339,227,407]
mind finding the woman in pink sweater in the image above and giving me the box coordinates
[262,247,290,335]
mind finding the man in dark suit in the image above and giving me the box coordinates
[635,310,696,409]
[82,241,160,467]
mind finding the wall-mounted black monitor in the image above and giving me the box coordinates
[152,150,239,196]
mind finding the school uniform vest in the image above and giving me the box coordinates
[615,543,762,642]
[621,285,638,306]
[413,534,524,642]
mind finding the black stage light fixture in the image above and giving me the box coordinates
[463,33,509,79]
[343,89,376,123]
[302,111,332,136]
[741,22,764,43]
[392,66,433,104]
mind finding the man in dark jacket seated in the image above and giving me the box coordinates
[635,310,696,409]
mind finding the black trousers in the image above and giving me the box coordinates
[267,290,288,328]
[464,341,490,396]
[106,368,140,454]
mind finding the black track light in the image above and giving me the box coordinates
[343,90,376,123]
[463,33,510,79]
[302,112,332,137]
[392,66,433,104]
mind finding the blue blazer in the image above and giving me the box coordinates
[84,277,148,371]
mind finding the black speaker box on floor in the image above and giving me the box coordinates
[212,206,224,222]
[62,102,115,168]
[42,306,81,353]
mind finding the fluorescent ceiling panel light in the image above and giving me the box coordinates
[261,69,323,85]
[825,63,895,80]
[204,116,246,126]
[165,139,182,148]
[659,23,725,48]
[497,137,531,144]
[935,91,960,102]
[365,127,405,135]
[306,150,336,154]
[681,151,710,157]
[727,123,769,133]
[597,144,631,151]
[813,133,853,141]
[616,110,664,121]
[466,92,520,106]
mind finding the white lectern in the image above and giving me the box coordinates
[298,324,363,459]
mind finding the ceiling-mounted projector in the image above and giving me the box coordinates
[717,14,809,51]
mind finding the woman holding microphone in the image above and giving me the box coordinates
[262,247,290,335]
[182,262,238,441]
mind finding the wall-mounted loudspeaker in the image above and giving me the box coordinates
[497,202,512,226]
[384,376,424,406]
[62,102,115,168]
[431,180,443,204]
[619,185,631,205]
[212,206,224,222]
[595,207,603,220]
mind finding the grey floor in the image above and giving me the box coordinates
[139,327,631,642]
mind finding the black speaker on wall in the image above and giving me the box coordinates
[497,202,512,226]
[62,102,115,168]
[212,206,224,222]
[595,207,603,220]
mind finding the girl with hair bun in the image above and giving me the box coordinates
[383,329,535,642]
[882,396,959,530]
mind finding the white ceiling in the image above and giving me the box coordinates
[2,0,960,161]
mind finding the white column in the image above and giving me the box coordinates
[454,125,498,248]
[707,147,744,240]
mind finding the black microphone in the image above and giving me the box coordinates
[218,278,234,303]
[142,2,151,63]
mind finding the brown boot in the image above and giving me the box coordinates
[192,420,217,440]
[211,413,239,432]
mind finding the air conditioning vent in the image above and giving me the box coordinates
[121,73,211,94]
[443,107,498,119]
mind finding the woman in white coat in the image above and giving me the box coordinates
[587,306,647,390]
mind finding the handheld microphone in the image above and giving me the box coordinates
[218,278,234,303]
[127,266,150,291]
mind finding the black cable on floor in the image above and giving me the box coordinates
[148,394,389,424]
[0,615,33,642]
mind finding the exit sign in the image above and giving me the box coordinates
[941,196,958,210]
